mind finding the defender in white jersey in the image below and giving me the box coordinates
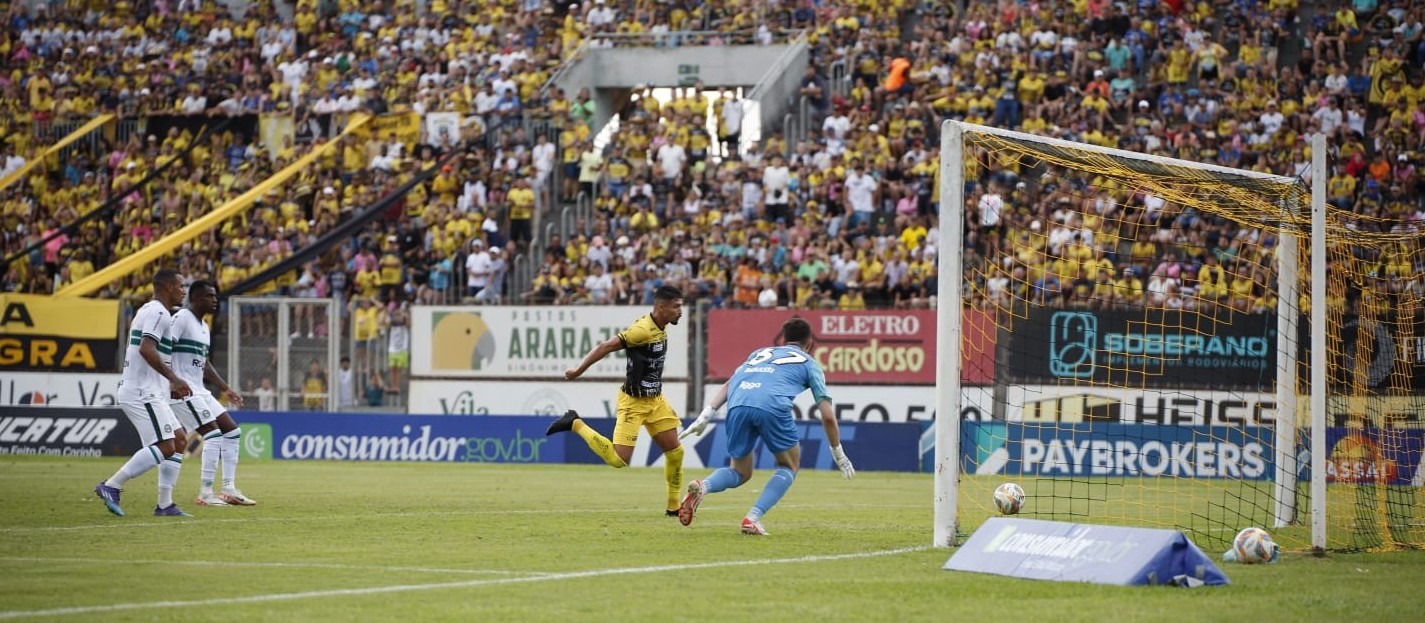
[167,281,255,506]
[95,268,195,518]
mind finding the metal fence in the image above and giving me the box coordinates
[226,297,340,412]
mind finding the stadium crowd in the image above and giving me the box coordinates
[2,0,1423,322]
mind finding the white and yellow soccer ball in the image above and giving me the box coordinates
[993,482,1025,515]
[1232,527,1277,564]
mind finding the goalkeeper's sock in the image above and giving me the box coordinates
[747,467,796,522]
[704,467,743,494]
[573,420,626,468]
[663,445,684,512]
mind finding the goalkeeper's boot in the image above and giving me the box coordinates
[195,491,229,507]
[154,504,193,517]
[219,489,257,506]
[94,483,124,517]
[740,517,769,536]
[545,410,581,436]
[678,480,707,526]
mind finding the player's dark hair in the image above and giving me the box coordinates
[781,317,813,346]
[654,285,683,303]
[189,280,216,298]
[153,268,181,289]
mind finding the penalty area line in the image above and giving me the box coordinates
[0,546,929,620]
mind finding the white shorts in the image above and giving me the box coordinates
[120,400,182,448]
[170,393,225,431]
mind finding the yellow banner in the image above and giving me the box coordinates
[0,114,115,193]
[354,112,422,146]
[0,294,120,370]
[0,294,118,339]
[56,114,372,298]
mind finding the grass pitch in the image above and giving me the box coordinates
[2,457,1423,622]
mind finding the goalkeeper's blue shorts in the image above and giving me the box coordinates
[725,406,799,458]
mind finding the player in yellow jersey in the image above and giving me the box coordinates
[547,286,687,516]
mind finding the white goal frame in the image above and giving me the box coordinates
[933,121,1327,552]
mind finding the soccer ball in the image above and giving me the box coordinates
[993,482,1025,515]
[1232,527,1277,564]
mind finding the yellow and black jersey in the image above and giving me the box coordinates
[617,314,668,398]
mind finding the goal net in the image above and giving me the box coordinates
[934,121,1424,553]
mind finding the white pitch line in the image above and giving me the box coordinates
[0,546,929,620]
[0,556,551,577]
[0,502,924,534]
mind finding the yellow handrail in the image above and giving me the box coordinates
[0,114,115,193]
[56,113,371,298]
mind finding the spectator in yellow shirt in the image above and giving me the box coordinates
[1113,268,1144,307]
[838,282,867,310]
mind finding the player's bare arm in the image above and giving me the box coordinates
[564,335,624,380]
[204,360,243,407]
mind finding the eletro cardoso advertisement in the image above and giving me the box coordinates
[706,309,995,385]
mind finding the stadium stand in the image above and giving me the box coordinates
[2,0,1423,395]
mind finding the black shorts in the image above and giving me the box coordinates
[765,202,790,224]
[510,218,532,243]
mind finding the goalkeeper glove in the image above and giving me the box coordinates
[679,404,717,440]
[831,445,855,479]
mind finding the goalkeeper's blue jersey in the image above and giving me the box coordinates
[726,345,832,415]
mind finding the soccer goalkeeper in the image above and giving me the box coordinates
[677,317,855,535]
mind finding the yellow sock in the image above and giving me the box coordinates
[663,445,684,512]
[573,420,626,468]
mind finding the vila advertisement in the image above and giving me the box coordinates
[0,372,121,406]
[411,306,690,380]
[406,380,689,418]
[706,309,996,385]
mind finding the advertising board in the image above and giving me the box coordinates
[411,306,689,380]
[232,411,925,472]
[407,380,688,417]
[0,406,141,457]
[0,372,121,406]
[1009,308,1275,388]
[706,309,995,385]
[0,294,120,372]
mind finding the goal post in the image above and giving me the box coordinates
[933,121,965,548]
[932,120,1419,553]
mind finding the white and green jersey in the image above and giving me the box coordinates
[165,308,212,397]
[117,300,175,403]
